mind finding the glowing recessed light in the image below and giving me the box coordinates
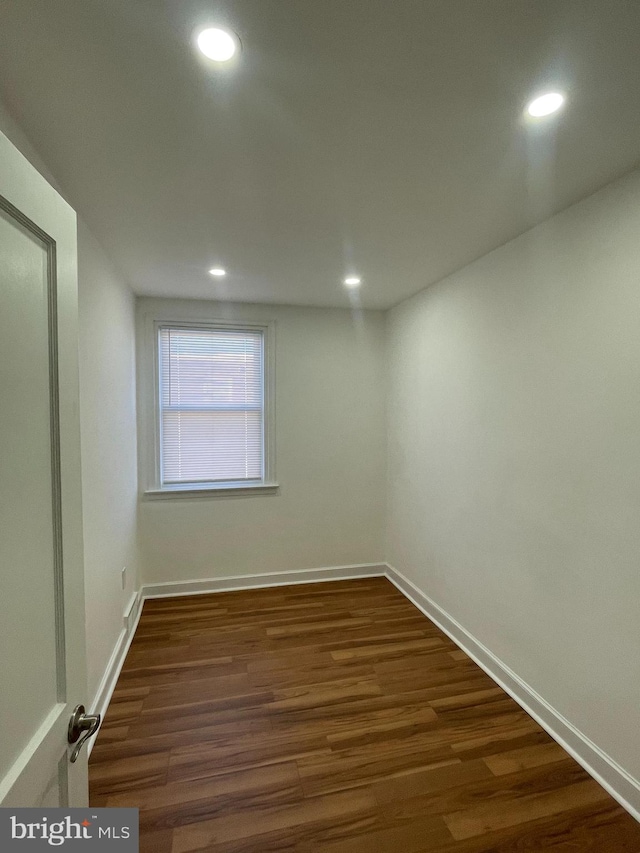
[344,276,361,287]
[196,28,237,62]
[526,92,565,118]
[209,267,226,277]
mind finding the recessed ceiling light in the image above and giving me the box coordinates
[196,28,237,62]
[209,267,226,277]
[344,276,361,287]
[526,92,565,118]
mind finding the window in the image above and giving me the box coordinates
[146,321,276,496]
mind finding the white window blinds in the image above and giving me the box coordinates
[158,326,264,486]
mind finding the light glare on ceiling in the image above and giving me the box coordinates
[344,276,361,287]
[526,92,565,117]
[209,267,226,277]
[196,28,237,62]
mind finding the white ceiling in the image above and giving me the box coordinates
[1,0,639,309]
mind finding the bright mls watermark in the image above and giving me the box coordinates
[0,809,138,850]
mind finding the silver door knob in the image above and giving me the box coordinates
[67,704,101,763]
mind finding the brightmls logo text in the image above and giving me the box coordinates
[11,815,93,845]
[0,809,138,850]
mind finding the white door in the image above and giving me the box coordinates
[0,130,90,807]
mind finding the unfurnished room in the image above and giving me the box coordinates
[1,2,640,851]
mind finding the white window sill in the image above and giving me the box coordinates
[143,482,280,500]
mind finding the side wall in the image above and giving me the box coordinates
[386,167,640,784]
[77,224,139,701]
[0,101,140,704]
[137,297,386,584]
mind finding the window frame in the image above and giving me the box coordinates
[143,318,277,499]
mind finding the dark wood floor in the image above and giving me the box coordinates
[89,577,640,852]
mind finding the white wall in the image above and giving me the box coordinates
[386,167,640,783]
[137,297,386,583]
[0,100,139,704]
[77,224,138,701]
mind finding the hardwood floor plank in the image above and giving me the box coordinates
[265,617,374,637]
[265,681,491,729]
[444,730,551,764]
[88,577,640,851]
[325,704,438,748]
[116,657,246,689]
[483,742,569,777]
[404,800,640,853]
[93,724,129,744]
[268,700,445,745]
[331,637,446,661]
[141,672,252,708]
[171,787,376,852]
[100,699,144,728]
[168,728,331,783]
[106,763,301,812]
[109,763,303,834]
[266,675,383,713]
[139,827,173,853]
[109,685,151,701]
[248,661,377,691]
[443,779,609,841]
[90,715,273,764]
[89,751,170,796]
[297,736,463,796]
[428,687,505,711]
[374,759,591,821]
[372,758,493,804]
[297,813,453,853]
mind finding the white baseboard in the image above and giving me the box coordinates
[123,589,142,632]
[141,563,386,599]
[385,563,640,822]
[87,590,142,757]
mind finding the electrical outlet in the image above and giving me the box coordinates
[121,566,127,590]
